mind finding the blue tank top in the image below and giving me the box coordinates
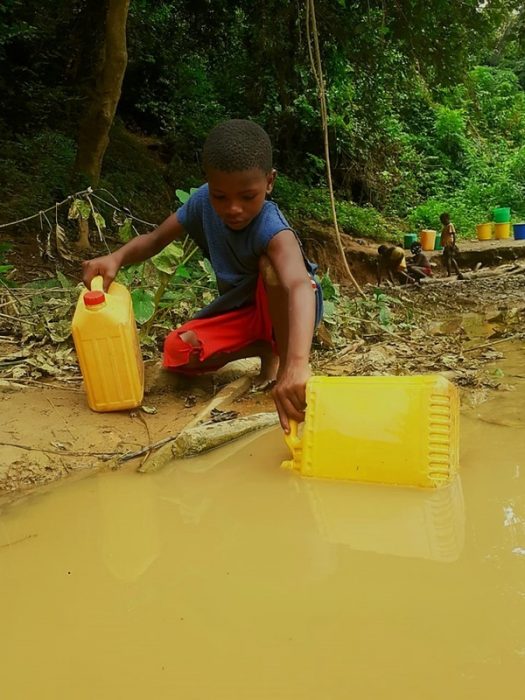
[176,184,318,318]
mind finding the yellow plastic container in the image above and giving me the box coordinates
[476,223,493,241]
[282,375,459,488]
[420,229,437,251]
[494,222,511,240]
[72,276,144,412]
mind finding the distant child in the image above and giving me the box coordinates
[407,242,432,282]
[377,244,408,285]
[82,119,323,431]
[440,212,462,277]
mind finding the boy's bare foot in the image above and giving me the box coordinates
[252,352,279,391]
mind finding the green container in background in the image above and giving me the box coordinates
[493,207,511,223]
[434,233,442,250]
[404,233,417,249]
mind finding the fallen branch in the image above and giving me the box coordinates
[421,263,525,285]
[0,441,119,459]
[138,375,254,473]
[171,412,279,458]
[0,377,83,392]
[0,433,178,463]
[0,187,157,231]
[0,189,92,230]
[0,534,38,548]
[119,434,177,462]
[463,334,522,353]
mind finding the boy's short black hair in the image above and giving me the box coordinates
[440,212,450,222]
[203,119,272,174]
[378,245,388,255]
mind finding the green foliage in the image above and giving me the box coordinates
[0,242,14,281]
[114,187,218,337]
[151,241,184,276]
[318,284,416,344]
[0,131,76,223]
[99,122,172,223]
[273,175,399,240]
[118,218,133,242]
[131,288,155,325]
[434,107,467,158]
[1,0,525,251]
[319,272,339,302]
[68,199,91,221]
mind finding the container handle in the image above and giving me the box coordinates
[284,419,300,451]
[91,275,104,292]
[282,419,303,471]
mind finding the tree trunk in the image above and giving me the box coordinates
[74,0,130,187]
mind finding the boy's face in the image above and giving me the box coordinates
[207,167,276,230]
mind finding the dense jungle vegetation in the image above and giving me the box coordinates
[1,0,525,241]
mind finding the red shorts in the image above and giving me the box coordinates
[163,276,276,374]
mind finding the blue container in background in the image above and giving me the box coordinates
[513,223,525,240]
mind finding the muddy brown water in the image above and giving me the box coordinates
[1,346,524,699]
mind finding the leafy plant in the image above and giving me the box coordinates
[0,242,14,281]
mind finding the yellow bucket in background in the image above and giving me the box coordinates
[494,222,511,240]
[72,275,144,412]
[419,229,437,251]
[282,375,459,488]
[476,223,493,240]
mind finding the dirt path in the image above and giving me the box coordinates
[0,362,275,498]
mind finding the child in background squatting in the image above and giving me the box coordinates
[376,244,408,285]
[407,241,432,282]
[82,119,323,432]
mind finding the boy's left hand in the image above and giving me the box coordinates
[272,363,311,433]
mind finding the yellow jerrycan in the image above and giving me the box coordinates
[282,375,459,488]
[72,275,144,412]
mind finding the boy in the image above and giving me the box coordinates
[440,212,462,277]
[407,242,432,282]
[82,120,323,432]
[376,244,408,285]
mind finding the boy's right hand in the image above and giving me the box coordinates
[82,254,121,292]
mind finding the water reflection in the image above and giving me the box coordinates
[300,476,465,562]
[96,469,160,582]
[156,427,465,565]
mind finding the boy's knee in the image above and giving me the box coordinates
[259,255,279,287]
[164,330,200,369]
[179,330,200,348]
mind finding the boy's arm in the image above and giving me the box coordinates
[82,212,185,291]
[265,230,316,432]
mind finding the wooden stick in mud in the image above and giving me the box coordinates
[171,413,279,459]
[463,333,522,353]
[137,375,254,474]
[420,263,525,284]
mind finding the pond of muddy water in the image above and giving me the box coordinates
[1,346,524,699]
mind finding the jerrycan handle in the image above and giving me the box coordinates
[91,275,104,292]
[282,419,303,471]
[284,419,301,451]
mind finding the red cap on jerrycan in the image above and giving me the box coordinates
[83,290,106,307]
